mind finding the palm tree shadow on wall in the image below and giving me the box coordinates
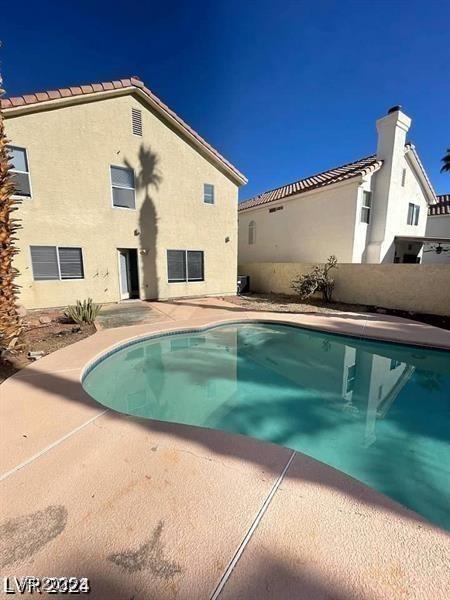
[125,145,162,299]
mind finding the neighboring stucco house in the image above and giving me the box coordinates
[238,107,438,265]
[423,194,450,263]
[2,77,246,309]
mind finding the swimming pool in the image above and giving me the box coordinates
[82,322,450,530]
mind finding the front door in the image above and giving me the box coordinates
[118,250,130,299]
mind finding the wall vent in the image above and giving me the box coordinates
[131,108,143,136]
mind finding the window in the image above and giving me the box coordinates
[401,168,406,187]
[167,250,204,282]
[7,146,31,197]
[131,108,142,136]
[248,220,256,245]
[30,246,84,281]
[203,183,215,204]
[407,203,420,226]
[111,166,135,209]
[269,206,283,213]
[360,191,372,224]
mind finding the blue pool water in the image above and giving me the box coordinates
[83,322,450,529]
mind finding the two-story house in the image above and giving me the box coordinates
[238,107,439,265]
[2,77,246,309]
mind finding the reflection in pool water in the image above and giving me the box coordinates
[83,323,450,529]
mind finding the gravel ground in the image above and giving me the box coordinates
[226,293,369,314]
[226,293,450,330]
[0,308,96,383]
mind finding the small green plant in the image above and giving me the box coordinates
[291,255,338,303]
[65,298,101,325]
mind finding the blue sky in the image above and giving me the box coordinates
[2,0,449,198]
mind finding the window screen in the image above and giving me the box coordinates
[8,146,31,196]
[203,184,215,204]
[167,250,204,282]
[111,166,136,209]
[30,246,84,281]
[187,251,204,281]
[167,250,187,282]
[58,247,84,279]
[30,246,59,280]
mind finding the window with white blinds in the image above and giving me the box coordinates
[59,247,84,279]
[131,108,143,136]
[111,165,136,209]
[30,246,84,281]
[167,250,204,282]
[7,146,32,197]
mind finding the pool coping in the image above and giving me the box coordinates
[1,302,449,599]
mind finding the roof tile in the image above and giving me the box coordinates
[429,194,450,216]
[35,92,49,101]
[239,155,382,211]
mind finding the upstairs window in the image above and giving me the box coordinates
[203,183,215,204]
[248,220,256,245]
[111,165,136,209]
[30,246,84,281]
[360,191,372,223]
[8,146,31,197]
[407,203,420,226]
[167,250,204,282]
[131,108,142,136]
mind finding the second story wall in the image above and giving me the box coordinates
[5,93,240,308]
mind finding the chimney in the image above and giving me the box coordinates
[376,105,411,163]
[365,106,412,263]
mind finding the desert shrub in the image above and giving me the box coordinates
[65,298,101,325]
[291,255,338,303]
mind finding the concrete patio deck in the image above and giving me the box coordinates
[1,298,449,599]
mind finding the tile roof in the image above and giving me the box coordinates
[429,194,450,216]
[238,154,382,212]
[1,77,246,185]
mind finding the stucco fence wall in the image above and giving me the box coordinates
[238,263,450,317]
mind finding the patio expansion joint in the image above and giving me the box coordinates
[209,450,296,600]
[0,409,109,483]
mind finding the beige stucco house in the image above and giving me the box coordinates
[2,77,246,309]
[238,107,441,265]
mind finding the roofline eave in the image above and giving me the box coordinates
[238,172,368,214]
[3,86,247,187]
